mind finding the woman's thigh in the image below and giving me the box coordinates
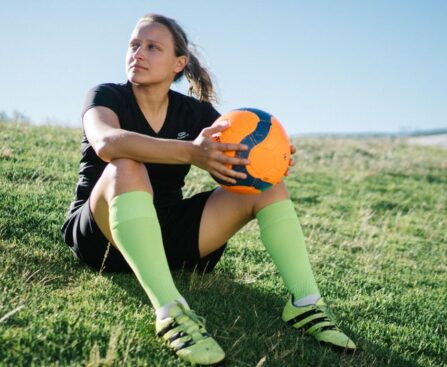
[198,182,289,257]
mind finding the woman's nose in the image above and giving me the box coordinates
[134,47,144,60]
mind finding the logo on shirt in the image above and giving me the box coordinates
[177,131,189,140]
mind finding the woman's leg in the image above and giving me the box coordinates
[90,158,226,364]
[199,182,356,351]
[198,181,289,257]
[89,158,182,308]
[199,182,319,301]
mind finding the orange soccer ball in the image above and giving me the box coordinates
[211,108,290,194]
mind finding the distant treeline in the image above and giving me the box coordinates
[297,128,447,138]
[1,109,446,138]
[0,110,31,124]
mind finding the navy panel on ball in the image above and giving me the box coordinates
[221,108,274,192]
[237,108,272,124]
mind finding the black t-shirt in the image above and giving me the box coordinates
[67,81,220,214]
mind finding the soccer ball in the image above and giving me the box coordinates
[211,108,290,194]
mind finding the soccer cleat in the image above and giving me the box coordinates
[282,297,357,352]
[156,301,225,365]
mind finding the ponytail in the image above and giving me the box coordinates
[183,47,217,103]
[138,14,217,103]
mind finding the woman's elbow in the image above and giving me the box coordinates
[94,137,115,162]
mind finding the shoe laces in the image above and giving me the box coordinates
[311,301,341,332]
[172,303,208,342]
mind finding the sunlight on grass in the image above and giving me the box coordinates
[1,121,446,366]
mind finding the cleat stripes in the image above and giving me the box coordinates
[286,308,319,326]
[318,325,339,332]
[155,302,225,364]
[282,297,357,352]
[173,339,195,352]
[300,316,333,331]
[157,321,179,337]
[168,331,186,343]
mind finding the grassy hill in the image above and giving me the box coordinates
[0,121,446,366]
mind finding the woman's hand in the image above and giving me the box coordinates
[285,144,296,176]
[191,120,250,184]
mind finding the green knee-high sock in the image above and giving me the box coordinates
[109,191,182,308]
[256,199,320,300]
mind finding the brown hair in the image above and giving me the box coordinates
[138,14,217,103]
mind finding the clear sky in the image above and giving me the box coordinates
[1,0,446,135]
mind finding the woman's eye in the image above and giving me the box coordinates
[130,43,139,50]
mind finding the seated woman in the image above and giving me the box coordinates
[61,13,356,366]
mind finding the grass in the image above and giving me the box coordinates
[0,121,446,366]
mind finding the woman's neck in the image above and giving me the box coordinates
[131,82,170,115]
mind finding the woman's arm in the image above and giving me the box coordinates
[83,106,249,183]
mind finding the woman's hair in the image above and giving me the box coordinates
[138,14,217,103]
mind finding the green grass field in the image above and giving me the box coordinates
[1,121,446,366]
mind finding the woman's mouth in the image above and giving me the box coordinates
[130,64,148,71]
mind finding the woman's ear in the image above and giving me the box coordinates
[174,55,188,73]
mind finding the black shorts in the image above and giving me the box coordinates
[61,190,226,273]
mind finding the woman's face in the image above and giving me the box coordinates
[126,21,187,86]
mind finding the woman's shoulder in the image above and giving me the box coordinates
[169,90,218,113]
[87,81,130,96]
[82,82,131,118]
[169,90,220,126]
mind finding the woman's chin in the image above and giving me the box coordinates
[126,71,148,83]
[127,75,143,85]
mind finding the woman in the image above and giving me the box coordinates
[61,13,356,365]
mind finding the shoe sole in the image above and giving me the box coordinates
[166,344,226,366]
[196,360,226,367]
[286,324,358,354]
[318,340,358,354]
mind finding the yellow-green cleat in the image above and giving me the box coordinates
[282,297,357,352]
[156,302,225,365]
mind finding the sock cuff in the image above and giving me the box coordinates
[110,191,156,228]
[256,199,298,229]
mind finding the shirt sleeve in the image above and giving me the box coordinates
[201,102,221,128]
[81,84,124,119]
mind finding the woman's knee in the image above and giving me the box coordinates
[109,158,146,175]
[102,158,153,200]
[252,181,290,215]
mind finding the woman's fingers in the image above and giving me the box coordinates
[211,164,247,183]
[193,124,252,183]
[202,120,230,137]
[212,170,237,184]
[212,154,247,179]
[290,144,296,154]
[218,153,250,166]
[288,144,296,168]
[218,142,248,152]
[206,148,248,182]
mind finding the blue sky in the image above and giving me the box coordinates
[1,0,446,135]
